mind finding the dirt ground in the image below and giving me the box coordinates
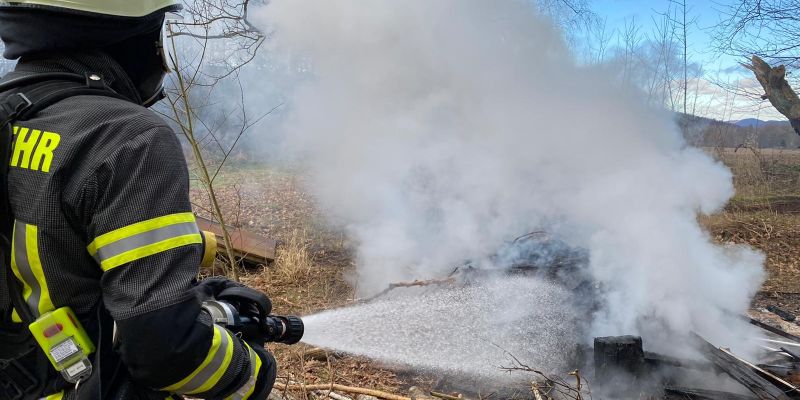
[189,148,800,399]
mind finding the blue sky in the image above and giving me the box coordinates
[593,0,738,72]
[591,0,785,120]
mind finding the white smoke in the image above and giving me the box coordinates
[250,0,765,356]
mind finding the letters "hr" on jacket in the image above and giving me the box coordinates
[9,125,61,173]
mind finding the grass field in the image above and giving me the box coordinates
[703,147,800,316]
[188,147,800,398]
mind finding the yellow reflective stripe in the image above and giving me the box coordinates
[10,221,54,320]
[242,355,261,400]
[98,234,202,272]
[42,391,64,400]
[161,324,223,392]
[189,326,235,394]
[225,342,262,400]
[87,212,197,256]
[10,221,25,323]
[27,224,54,315]
[241,345,262,400]
[86,212,202,272]
[161,325,235,395]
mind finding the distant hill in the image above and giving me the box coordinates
[676,113,799,148]
[732,118,791,128]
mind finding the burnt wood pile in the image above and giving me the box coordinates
[595,315,800,399]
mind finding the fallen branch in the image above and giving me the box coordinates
[358,277,456,303]
[277,382,411,400]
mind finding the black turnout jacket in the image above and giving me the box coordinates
[0,53,271,400]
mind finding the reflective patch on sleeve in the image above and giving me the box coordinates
[40,391,63,400]
[226,342,263,400]
[160,324,235,395]
[10,220,55,321]
[86,212,202,272]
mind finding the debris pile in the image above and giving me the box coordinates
[288,235,800,399]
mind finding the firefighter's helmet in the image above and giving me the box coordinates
[0,0,181,18]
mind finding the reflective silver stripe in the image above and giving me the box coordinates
[94,222,199,263]
[178,326,232,393]
[228,346,258,400]
[13,221,40,317]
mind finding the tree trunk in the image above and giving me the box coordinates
[745,56,800,135]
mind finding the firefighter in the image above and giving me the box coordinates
[0,1,277,399]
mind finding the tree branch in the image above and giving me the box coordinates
[744,55,800,135]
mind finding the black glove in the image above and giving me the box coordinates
[196,277,273,317]
[194,276,245,301]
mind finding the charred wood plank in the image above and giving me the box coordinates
[643,351,713,371]
[593,335,645,380]
[665,386,758,400]
[196,215,277,266]
[691,332,792,400]
[748,317,800,343]
[781,347,800,362]
[768,306,797,323]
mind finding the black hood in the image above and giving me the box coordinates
[0,7,164,60]
[10,52,144,105]
[0,8,169,107]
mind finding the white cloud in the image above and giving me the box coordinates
[687,77,787,121]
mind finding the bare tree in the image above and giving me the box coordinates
[161,0,277,280]
[715,0,800,71]
[619,17,643,86]
[170,0,268,84]
[716,1,800,134]
[585,17,612,64]
[534,0,598,46]
[669,0,691,116]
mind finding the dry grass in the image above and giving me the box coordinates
[710,147,800,197]
[275,228,314,283]
[700,147,800,306]
[700,211,800,293]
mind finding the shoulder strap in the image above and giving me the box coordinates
[0,72,126,325]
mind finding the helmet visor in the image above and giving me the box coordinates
[158,12,182,72]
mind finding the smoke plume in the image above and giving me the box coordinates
[250,0,764,357]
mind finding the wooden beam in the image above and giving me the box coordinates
[196,215,277,266]
[691,332,792,400]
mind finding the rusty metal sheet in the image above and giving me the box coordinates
[196,215,277,266]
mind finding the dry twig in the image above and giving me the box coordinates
[500,352,592,400]
[276,382,411,400]
[358,277,456,303]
